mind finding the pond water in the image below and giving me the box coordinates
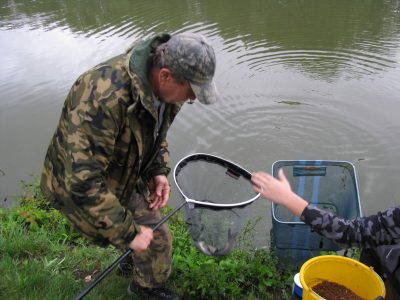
[1,0,400,248]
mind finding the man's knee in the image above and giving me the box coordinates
[152,223,172,253]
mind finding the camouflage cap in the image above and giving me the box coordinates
[163,33,217,104]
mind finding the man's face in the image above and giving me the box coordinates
[158,69,196,103]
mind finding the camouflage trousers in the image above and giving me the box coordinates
[124,192,172,288]
[58,192,172,288]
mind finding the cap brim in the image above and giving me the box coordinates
[190,80,218,105]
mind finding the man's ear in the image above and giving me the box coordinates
[159,68,172,83]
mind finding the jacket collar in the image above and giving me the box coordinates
[126,33,171,120]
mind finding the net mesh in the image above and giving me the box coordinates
[174,153,259,256]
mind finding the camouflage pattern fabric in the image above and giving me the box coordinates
[163,33,216,84]
[126,193,172,287]
[302,204,400,294]
[40,34,182,287]
[163,33,217,105]
[301,204,400,248]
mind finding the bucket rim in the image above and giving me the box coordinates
[299,255,385,297]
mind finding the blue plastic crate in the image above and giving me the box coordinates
[270,160,362,269]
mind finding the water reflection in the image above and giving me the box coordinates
[1,0,400,247]
[2,0,399,80]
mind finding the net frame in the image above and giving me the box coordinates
[173,153,260,208]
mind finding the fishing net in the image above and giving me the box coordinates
[173,153,260,256]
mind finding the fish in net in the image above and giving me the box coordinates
[174,153,260,256]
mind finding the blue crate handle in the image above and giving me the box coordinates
[293,165,326,177]
[292,162,323,254]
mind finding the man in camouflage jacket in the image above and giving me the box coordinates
[41,32,217,299]
[252,169,400,298]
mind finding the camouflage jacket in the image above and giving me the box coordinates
[40,34,182,247]
[301,204,400,248]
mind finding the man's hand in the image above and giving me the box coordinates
[129,225,153,252]
[146,175,170,211]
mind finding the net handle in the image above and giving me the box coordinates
[173,153,260,208]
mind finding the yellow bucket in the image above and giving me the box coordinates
[300,255,385,300]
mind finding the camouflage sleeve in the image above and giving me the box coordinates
[144,103,182,180]
[67,73,139,248]
[144,139,171,179]
[301,204,400,248]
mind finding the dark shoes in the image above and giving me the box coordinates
[127,282,180,300]
[119,256,180,299]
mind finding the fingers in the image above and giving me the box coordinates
[251,170,287,200]
[278,168,288,183]
[129,226,153,252]
[251,172,272,186]
[159,185,170,208]
[252,171,273,182]
[252,170,285,185]
[148,194,161,211]
[251,172,267,196]
[148,188,164,210]
[277,168,292,190]
[147,176,170,211]
[155,181,163,197]
[141,226,153,239]
[149,186,169,211]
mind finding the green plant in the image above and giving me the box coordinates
[0,180,292,299]
[2,176,85,245]
[167,209,291,299]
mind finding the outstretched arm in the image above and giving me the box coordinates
[252,169,400,248]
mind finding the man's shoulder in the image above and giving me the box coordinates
[93,52,127,73]
[71,53,134,110]
[83,53,130,87]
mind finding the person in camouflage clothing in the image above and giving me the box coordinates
[252,169,400,298]
[40,32,217,299]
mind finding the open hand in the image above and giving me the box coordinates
[251,169,308,216]
[251,169,292,204]
[146,175,170,211]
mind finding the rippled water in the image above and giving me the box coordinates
[1,0,400,247]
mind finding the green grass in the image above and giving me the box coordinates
[0,179,292,299]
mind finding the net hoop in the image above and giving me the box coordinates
[173,153,260,208]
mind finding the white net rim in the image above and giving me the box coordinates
[173,153,260,208]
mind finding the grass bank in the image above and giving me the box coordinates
[0,180,292,299]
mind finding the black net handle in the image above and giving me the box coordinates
[174,153,251,180]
